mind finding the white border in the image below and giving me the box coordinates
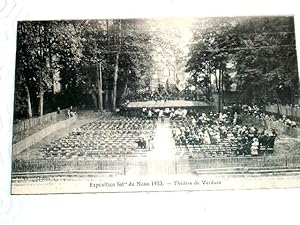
[1,0,300,224]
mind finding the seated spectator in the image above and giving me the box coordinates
[147,109,153,119]
[250,138,259,156]
[136,134,147,149]
[72,127,82,135]
[67,106,76,118]
[267,130,277,148]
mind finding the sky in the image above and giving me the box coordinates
[146,17,197,86]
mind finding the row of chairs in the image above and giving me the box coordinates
[81,117,156,130]
[171,117,245,158]
[39,117,156,160]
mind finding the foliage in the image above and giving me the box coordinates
[15,19,155,117]
[15,16,298,119]
[186,16,299,105]
[15,20,83,117]
[232,16,298,104]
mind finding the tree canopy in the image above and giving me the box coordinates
[186,16,299,105]
[14,16,299,119]
[14,19,155,118]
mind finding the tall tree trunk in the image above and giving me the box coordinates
[110,90,114,110]
[112,20,122,112]
[106,19,110,50]
[112,51,120,112]
[216,68,225,113]
[214,69,219,92]
[220,69,224,111]
[123,76,129,97]
[97,62,103,112]
[25,83,33,118]
[39,89,44,116]
[92,92,98,110]
[38,23,45,117]
[122,77,128,99]
[105,83,109,109]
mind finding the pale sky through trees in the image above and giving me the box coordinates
[146,17,196,88]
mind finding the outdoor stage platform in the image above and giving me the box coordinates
[125,100,213,109]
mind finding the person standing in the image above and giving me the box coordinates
[148,109,153,119]
[267,129,277,149]
[203,130,211,144]
[159,109,164,124]
[250,138,259,156]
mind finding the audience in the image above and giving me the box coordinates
[227,104,298,128]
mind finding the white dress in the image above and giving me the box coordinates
[203,130,211,144]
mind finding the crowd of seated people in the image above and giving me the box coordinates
[123,89,180,103]
[278,115,297,128]
[267,103,300,108]
[122,106,277,157]
[142,107,189,120]
[225,104,298,128]
[170,109,277,157]
[124,90,211,103]
[122,85,213,104]
[121,107,189,121]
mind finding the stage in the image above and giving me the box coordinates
[125,100,213,109]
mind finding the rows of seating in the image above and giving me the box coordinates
[171,116,248,158]
[175,142,239,158]
[38,116,156,160]
[81,117,156,130]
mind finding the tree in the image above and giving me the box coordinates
[186,16,299,106]
[15,20,83,117]
[232,16,298,104]
[15,22,36,118]
[62,20,107,110]
[186,17,237,104]
[148,19,191,90]
[106,19,154,109]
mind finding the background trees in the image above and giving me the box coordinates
[232,16,298,105]
[14,19,155,118]
[14,16,299,119]
[186,16,298,106]
[109,19,155,111]
[15,21,82,118]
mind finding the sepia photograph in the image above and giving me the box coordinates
[10,15,300,194]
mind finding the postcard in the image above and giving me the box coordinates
[10,15,300,194]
